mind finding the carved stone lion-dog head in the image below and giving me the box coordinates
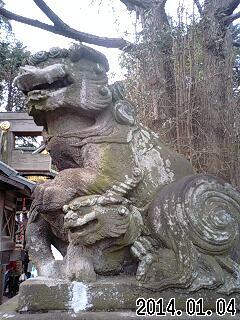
[63,193,143,246]
[14,44,136,127]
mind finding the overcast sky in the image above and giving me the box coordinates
[2,0,196,80]
[4,0,135,79]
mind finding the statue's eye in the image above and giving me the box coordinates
[118,207,128,217]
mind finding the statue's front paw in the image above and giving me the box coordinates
[37,260,63,279]
[42,185,67,211]
[131,236,156,282]
[68,268,97,283]
[33,183,74,213]
[65,258,97,282]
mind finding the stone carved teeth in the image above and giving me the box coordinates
[66,210,78,221]
[27,90,49,97]
[69,203,82,211]
[62,205,69,213]
[64,211,98,235]
[14,63,72,95]
[76,211,96,226]
[26,90,49,102]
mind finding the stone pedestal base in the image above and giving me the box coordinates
[1,311,240,320]
[18,276,240,313]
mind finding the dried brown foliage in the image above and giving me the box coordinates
[121,0,240,186]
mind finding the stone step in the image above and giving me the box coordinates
[18,277,240,313]
[1,311,240,320]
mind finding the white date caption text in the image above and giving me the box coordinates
[136,297,236,317]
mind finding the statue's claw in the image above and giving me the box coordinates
[136,254,154,281]
[131,236,156,281]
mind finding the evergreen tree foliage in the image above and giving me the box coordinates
[0,17,29,111]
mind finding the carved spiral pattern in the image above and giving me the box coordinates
[113,100,136,125]
[110,81,125,102]
[28,51,49,65]
[26,44,109,71]
[185,178,240,254]
[27,47,69,65]
[147,174,240,293]
[49,47,68,59]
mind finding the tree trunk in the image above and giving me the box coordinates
[6,81,13,112]
[140,3,176,123]
[121,0,176,141]
[200,0,235,179]
[123,0,239,185]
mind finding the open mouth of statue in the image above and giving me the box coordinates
[24,75,73,97]
[69,218,98,235]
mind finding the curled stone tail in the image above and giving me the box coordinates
[146,174,240,293]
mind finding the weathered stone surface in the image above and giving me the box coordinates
[18,278,70,312]
[18,277,240,313]
[15,44,194,283]
[2,311,240,320]
[14,43,240,313]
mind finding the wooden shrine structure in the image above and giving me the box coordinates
[0,112,53,178]
[0,112,53,304]
[0,161,34,304]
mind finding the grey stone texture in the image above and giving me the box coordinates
[17,277,240,313]
[1,311,239,320]
[13,44,240,313]
[1,312,240,320]
[1,295,240,320]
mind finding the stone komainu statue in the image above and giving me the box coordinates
[15,44,240,294]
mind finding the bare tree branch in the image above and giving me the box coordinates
[155,0,170,27]
[32,0,69,29]
[0,7,130,49]
[193,0,203,16]
[159,0,168,6]
[120,0,168,10]
[227,11,240,23]
[233,41,240,47]
[222,0,240,15]
[120,0,155,10]
[157,0,168,9]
